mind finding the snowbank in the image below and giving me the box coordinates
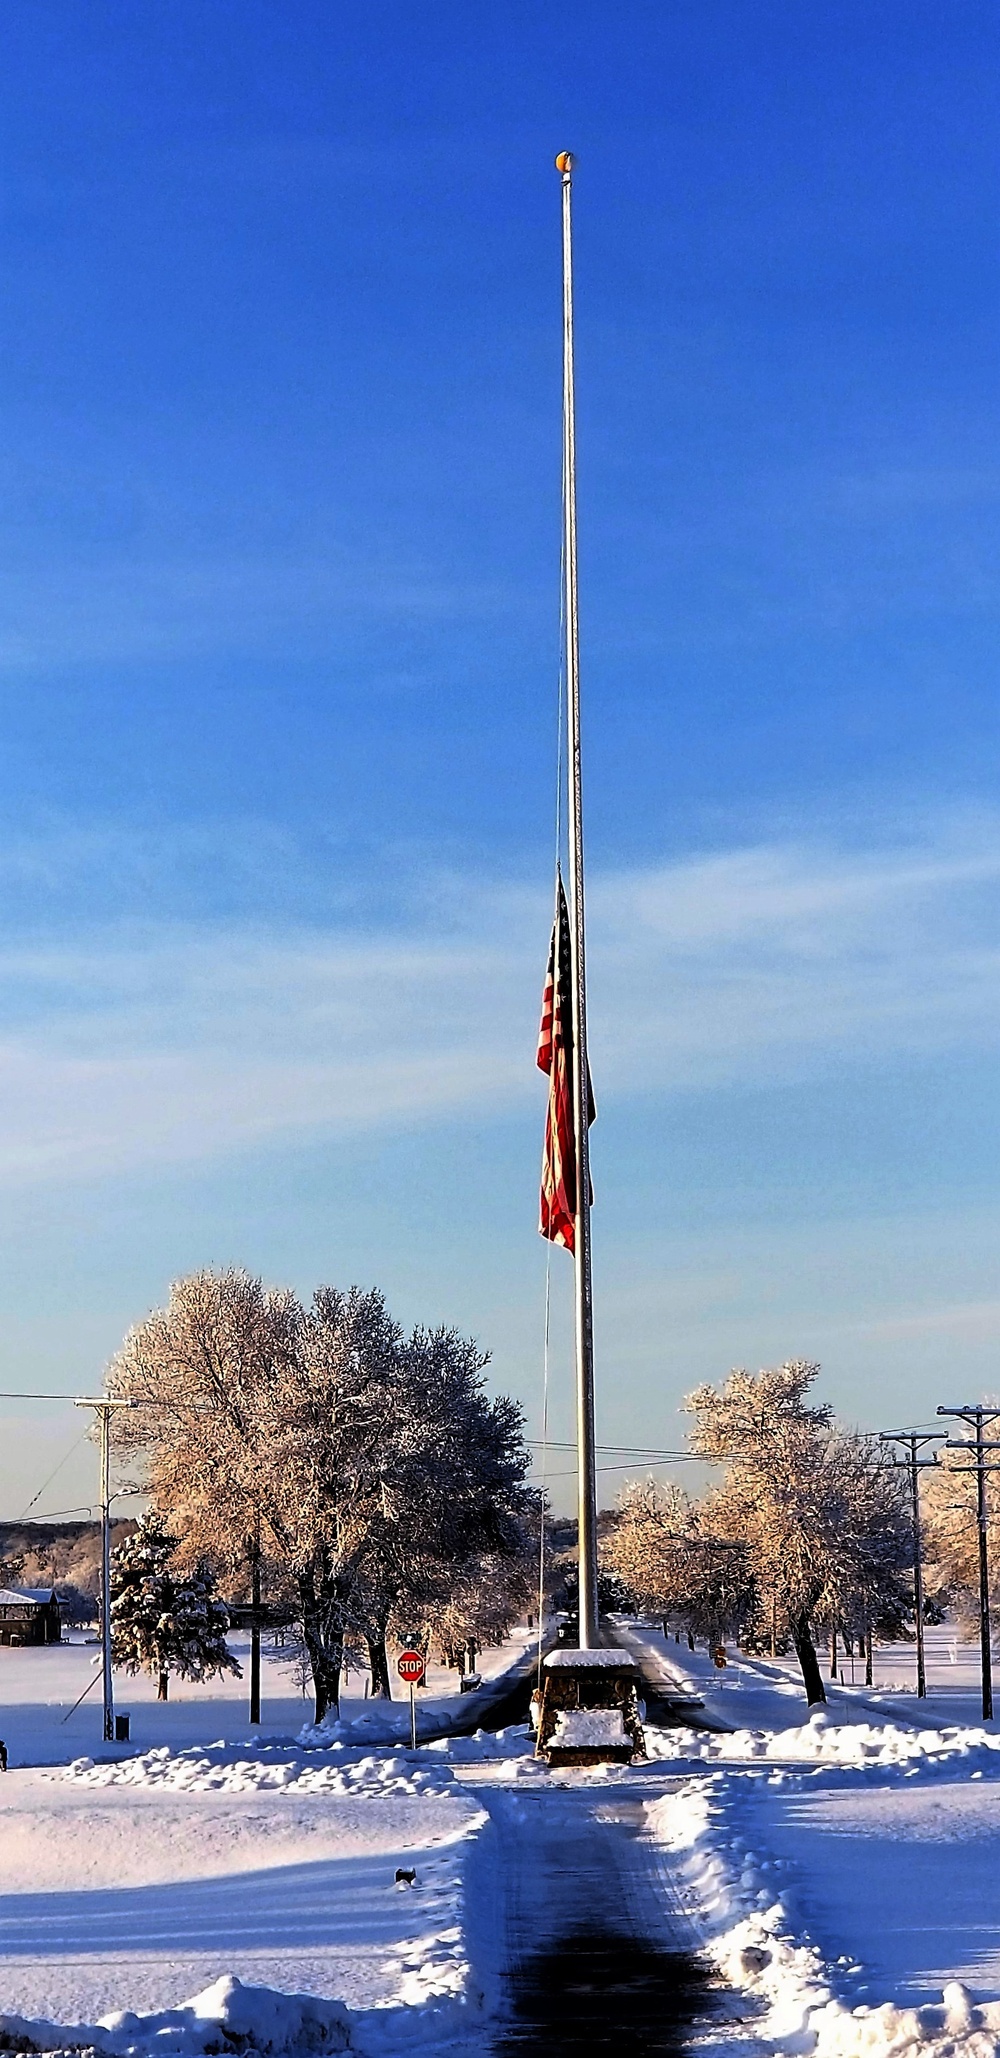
[0,1974,352,2057]
[0,1958,490,2058]
[646,1708,1000,1772]
[649,1772,1000,2058]
[63,1744,456,1799]
[62,1724,534,1796]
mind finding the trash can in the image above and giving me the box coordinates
[115,1713,130,1742]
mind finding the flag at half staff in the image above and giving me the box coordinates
[537,873,595,1252]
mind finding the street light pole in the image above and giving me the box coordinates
[74,1398,133,1743]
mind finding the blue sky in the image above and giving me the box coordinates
[2,2,1000,1517]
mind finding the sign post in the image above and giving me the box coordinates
[397,1648,425,1749]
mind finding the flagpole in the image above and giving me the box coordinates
[557,150,599,1651]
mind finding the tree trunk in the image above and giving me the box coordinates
[367,1633,393,1699]
[298,1580,343,1725]
[790,1611,826,1704]
[829,1625,838,1679]
[157,1670,169,1701]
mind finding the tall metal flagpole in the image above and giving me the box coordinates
[556,150,599,1650]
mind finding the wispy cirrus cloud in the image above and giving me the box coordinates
[2,806,1000,1186]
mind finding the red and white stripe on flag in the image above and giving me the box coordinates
[536,875,594,1252]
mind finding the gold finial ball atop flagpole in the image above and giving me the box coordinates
[555,151,574,175]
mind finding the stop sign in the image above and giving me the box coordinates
[397,1649,425,1684]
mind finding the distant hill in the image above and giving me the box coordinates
[0,1518,138,1617]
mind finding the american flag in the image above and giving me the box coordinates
[537,874,595,1252]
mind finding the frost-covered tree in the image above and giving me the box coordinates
[686,1362,910,1704]
[346,1321,536,1695]
[106,1270,533,1722]
[602,1481,697,1622]
[110,1512,240,1700]
[602,1479,753,1648]
[428,1549,535,1672]
[923,1438,1000,1639]
[555,1562,639,1623]
[809,1433,912,1678]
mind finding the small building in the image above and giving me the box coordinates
[0,1587,62,1647]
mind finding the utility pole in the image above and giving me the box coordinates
[937,1404,1000,1721]
[74,1397,133,1743]
[880,1430,944,1698]
[249,1511,261,1725]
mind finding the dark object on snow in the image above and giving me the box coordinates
[0,1739,7,1770]
[495,1926,716,2053]
[394,1868,417,1887]
[459,1671,482,1693]
[115,1713,130,1742]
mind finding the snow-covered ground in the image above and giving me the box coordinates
[628,1620,1000,2058]
[0,1631,537,2053]
[621,1617,1000,1734]
[0,1627,536,1766]
[3,1624,1000,2054]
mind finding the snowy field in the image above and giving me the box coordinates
[624,1617,1000,1735]
[0,1630,536,1767]
[3,1625,1000,2053]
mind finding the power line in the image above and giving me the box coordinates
[526,1440,703,1460]
[534,1460,687,1479]
[18,1427,93,1521]
[17,1505,94,1522]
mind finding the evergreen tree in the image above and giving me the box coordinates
[110,1512,241,1701]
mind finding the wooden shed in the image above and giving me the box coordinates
[0,1586,62,1646]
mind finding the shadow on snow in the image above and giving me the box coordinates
[495,1926,717,2055]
